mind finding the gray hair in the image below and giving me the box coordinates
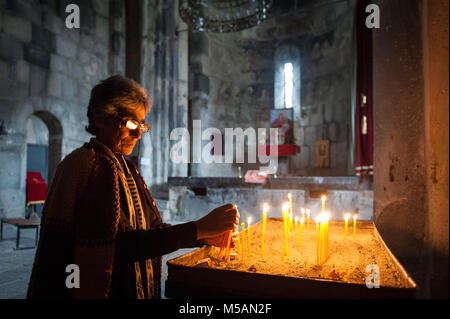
[85,75,151,135]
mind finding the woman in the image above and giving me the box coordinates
[27,76,239,299]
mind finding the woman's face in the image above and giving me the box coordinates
[96,106,148,156]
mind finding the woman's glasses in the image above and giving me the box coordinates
[117,118,151,133]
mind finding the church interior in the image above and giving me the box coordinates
[0,0,448,300]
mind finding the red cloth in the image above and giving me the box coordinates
[26,172,47,205]
[258,144,297,157]
[355,0,374,176]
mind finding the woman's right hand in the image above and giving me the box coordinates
[194,204,239,240]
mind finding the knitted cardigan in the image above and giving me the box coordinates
[27,139,164,299]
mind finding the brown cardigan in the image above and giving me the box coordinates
[27,139,167,299]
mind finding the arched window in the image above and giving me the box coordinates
[274,44,301,110]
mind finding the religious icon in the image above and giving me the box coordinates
[270,109,294,145]
[315,140,330,168]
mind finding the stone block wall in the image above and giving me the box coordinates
[0,0,126,218]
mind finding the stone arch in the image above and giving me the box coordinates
[30,111,63,185]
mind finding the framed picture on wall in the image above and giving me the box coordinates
[270,109,294,145]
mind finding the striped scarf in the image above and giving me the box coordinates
[122,159,154,299]
[92,139,154,299]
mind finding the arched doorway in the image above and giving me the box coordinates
[25,111,63,188]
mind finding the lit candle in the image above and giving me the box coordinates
[225,229,233,262]
[247,217,252,262]
[306,208,311,230]
[301,208,305,220]
[241,222,245,263]
[261,203,268,256]
[294,216,298,242]
[315,217,320,265]
[288,193,293,231]
[282,203,289,259]
[321,195,327,212]
[289,213,293,232]
[323,212,330,261]
[344,213,350,240]
[300,216,304,248]
[353,214,358,240]
[238,230,243,264]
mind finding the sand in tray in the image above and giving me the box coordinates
[204,219,406,288]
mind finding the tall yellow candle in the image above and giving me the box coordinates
[281,207,286,260]
[344,213,350,240]
[323,213,330,261]
[353,214,358,240]
[288,193,293,218]
[306,208,310,230]
[289,213,293,232]
[241,222,245,263]
[247,217,252,262]
[315,217,320,265]
[238,232,243,264]
[321,195,327,212]
[261,204,268,256]
[300,216,304,247]
[294,216,298,242]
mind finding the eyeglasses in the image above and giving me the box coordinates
[117,118,151,133]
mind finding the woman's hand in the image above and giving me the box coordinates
[195,204,239,240]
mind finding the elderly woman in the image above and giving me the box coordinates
[27,76,239,299]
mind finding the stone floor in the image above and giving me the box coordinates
[0,220,196,299]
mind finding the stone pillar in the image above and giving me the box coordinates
[422,0,449,299]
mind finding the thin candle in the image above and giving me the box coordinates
[288,193,293,219]
[238,231,243,264]
[294,216,298,242]
[321,195,327,212]
[261,203,268,256]
[288,193,293,232]
[289,213,293,232]
[306,208,310,230]
[282,203,289,259]
[247,217,252,262]
[315,217,320,265]
[353,214,358,240]
[241,222,245,263]
[344,213,350,240]
[225,229,233,262]
[300,216,304,248]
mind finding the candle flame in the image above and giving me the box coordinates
[306,209,310,216]
[321,195,327,201]
[344,213,351,221]
[288,193,292,200]
[263,203,269,213]
[248,217,252,225]
[353,214,358,221]
[295,216,298,223]
[300,217,304,225]
[283,202,290,211]
[315,217,320,224]
[301,208,305,215]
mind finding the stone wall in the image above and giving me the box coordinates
[188,0,356,177]
[372,0,449,298]
[0,0,126,218]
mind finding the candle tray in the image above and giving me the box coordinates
[165,220,417,299]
